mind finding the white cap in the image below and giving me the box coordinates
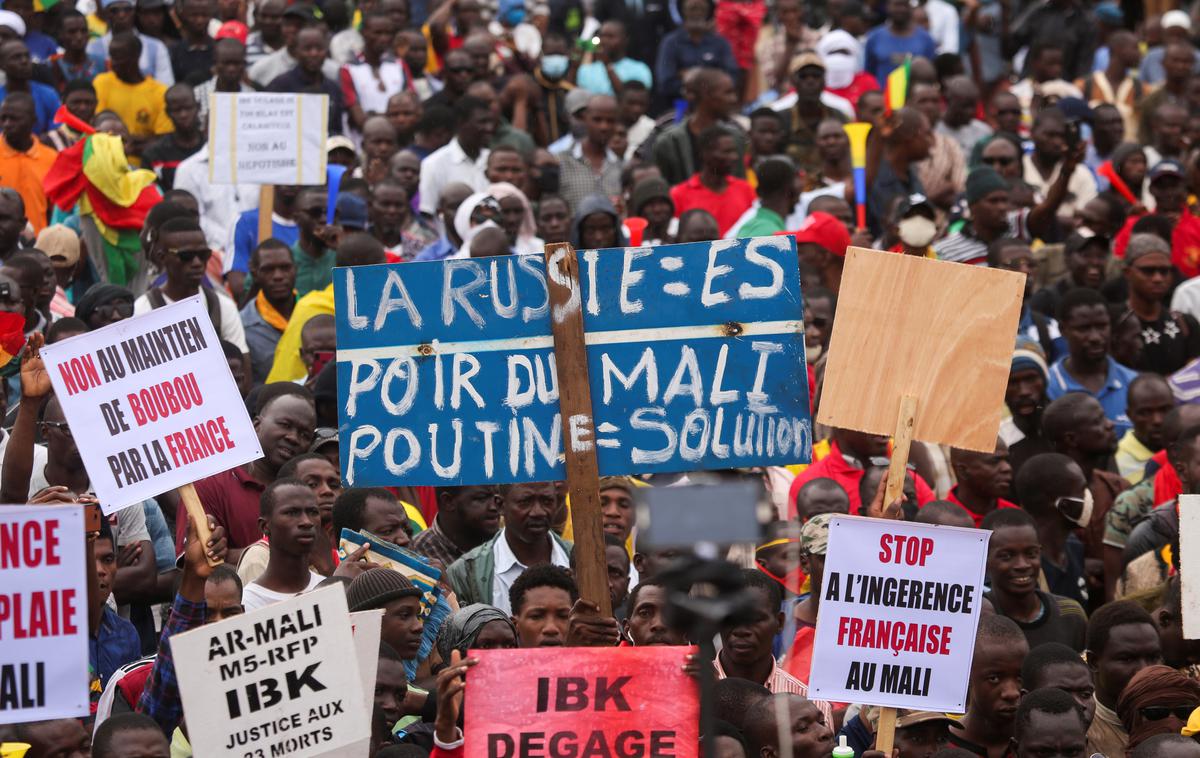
[1164,9,1192,31]
[0,10,26,36]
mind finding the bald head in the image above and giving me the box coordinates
[795,477,850,522]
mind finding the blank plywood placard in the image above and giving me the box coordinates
[1182,494,1200,639]
[817,247,1025,453]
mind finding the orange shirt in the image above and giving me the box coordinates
[0,135,57,233]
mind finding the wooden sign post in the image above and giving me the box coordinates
[544,242,610,616]
[817,248,1025,750]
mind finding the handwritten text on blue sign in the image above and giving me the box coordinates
[334,237,811,486]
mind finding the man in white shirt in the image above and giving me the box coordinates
[1023,107,1097,222]
[173,146,260,255]
[417,95,495,217]
[444,481,573,613]
[242,478,325,611]
[132,216,250,355]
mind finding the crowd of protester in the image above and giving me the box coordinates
[5,0,1200,755]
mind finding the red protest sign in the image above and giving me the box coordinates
[464,646,699,758]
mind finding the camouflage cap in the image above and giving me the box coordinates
[800,513,834,555]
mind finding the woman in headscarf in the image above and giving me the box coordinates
[1117,664,1200,752]
[435,604,518,669]
[1108,142,1151,210]
[487,182,543,254]
[451,192,505,259]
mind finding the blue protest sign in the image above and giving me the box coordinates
[334,237,811,486]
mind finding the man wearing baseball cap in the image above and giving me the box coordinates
[1140,9,1200,86]
[781,513,832,685]
[776,52,851,178]
[791,210,849,292]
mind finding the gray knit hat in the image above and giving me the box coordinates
[347,568,423,612]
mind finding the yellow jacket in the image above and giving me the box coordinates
[266,283,334,383]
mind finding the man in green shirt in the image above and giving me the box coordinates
[291,186,336,298]
[733,157,798,238]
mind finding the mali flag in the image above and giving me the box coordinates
[43,110,160,286]
[884,56,911,116]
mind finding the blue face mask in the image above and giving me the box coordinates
[541,54,569,79]
[503,6,526,24]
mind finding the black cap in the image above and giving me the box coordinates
[283,3,321,21]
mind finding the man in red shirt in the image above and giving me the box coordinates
[945,436,1020,527]
[174,385,316,562]
[787,426,935,517]
[669,125,755,236]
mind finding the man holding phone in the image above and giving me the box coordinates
[1022,106,1098,223]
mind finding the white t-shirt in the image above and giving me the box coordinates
[134,289,249,354]
[242,572,325,612]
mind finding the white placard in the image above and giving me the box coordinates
[1181,495,1200,639]
[40,296,262,514]
[0,504,89,724]
[350,609,382,707]
[172,585,368,758]
[808,516,988,712]
[347,609,382,758]
[207,93,328,185]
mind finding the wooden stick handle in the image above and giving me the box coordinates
[179,482,222,567]
[883,395,918,515]
[257,185,275,243]
[876,706,897,754]
[543,242,611,618]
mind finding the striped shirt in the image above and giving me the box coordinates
[714,656,835,726]
[934,211,1031,266]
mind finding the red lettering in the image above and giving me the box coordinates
[878,534,935,566]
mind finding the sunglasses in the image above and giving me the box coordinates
[1139,705,1195,721]
[1133,265,1173,277]
[1053,496,1086,525]
[808,316,830,328]
[446,65,473,74]
[982,156,1016,167]
[167,247,212,264]
[96,300,134,319]
[995,108,1021,116]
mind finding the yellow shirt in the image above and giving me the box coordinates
[267,283,334,383]
[93,72,173,139]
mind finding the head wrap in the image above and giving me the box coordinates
[453,191,498,246]
[74,283,134,327]
[435,604,516,663]
[487,181,541,253]
[966,166,1009,204]
[1117,664,1200,752]
[1110,142,1146,177]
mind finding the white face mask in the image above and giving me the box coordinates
[898,215,938,248]
[824,54,857,90]
[806,343,823,363]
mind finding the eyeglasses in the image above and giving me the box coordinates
[40,421,73,438]
[982,156,1016,167]
[446,65,473,74]
[166,247,212,264]
[1139,705,1195,721]
[995,108,1021,116]
[808,316,829,328]
[1133,265,1173,277]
